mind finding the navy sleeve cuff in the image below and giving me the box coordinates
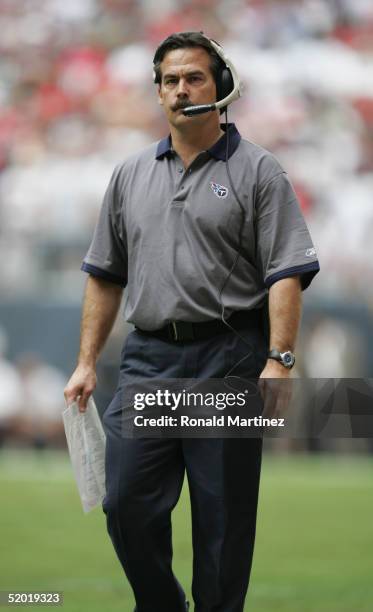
[81,262,126,287]
[265,261,320,291]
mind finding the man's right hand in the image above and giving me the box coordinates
[64,363,97,413]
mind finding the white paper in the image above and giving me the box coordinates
[62,397,106,513]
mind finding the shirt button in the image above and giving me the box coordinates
[178,168,183,173]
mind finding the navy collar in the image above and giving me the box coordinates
[155,123,241,161]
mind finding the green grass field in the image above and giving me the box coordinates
[0,450,372,611]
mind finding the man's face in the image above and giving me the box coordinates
[157,46,218,127]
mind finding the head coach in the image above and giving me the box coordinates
[64,31,320,612]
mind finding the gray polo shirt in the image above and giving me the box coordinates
[82,123,319,331]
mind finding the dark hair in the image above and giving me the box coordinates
[153,31,222,85]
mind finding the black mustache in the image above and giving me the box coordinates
[172,100,192,111]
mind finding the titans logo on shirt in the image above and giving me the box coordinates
[210,181,229,199]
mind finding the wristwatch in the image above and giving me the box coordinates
[268,348,295,370]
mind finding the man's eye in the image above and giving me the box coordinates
[165,79,177,85]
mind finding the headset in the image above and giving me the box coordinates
[181,36,242,116]
[153,33,268,379]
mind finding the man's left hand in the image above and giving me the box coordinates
[258,360,293,419]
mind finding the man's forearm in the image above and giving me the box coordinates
[267,276,302,351]
[78,275,124,367]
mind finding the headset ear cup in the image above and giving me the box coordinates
[220,67,234,99]
[216,66,234,114]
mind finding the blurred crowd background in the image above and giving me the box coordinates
[0,0,373,450]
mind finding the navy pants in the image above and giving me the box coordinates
[102,322,267,612]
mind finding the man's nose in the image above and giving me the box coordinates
[176,78,189,97]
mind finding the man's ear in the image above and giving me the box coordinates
[157,84,163,106]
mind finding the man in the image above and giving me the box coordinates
[65,32,319,612]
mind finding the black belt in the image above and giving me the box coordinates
[135,309,263,343]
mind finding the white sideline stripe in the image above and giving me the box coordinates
[0,472,370,488]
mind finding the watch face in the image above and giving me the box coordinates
[282,352,295,367]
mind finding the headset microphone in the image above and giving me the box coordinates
[182,103,216,116]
